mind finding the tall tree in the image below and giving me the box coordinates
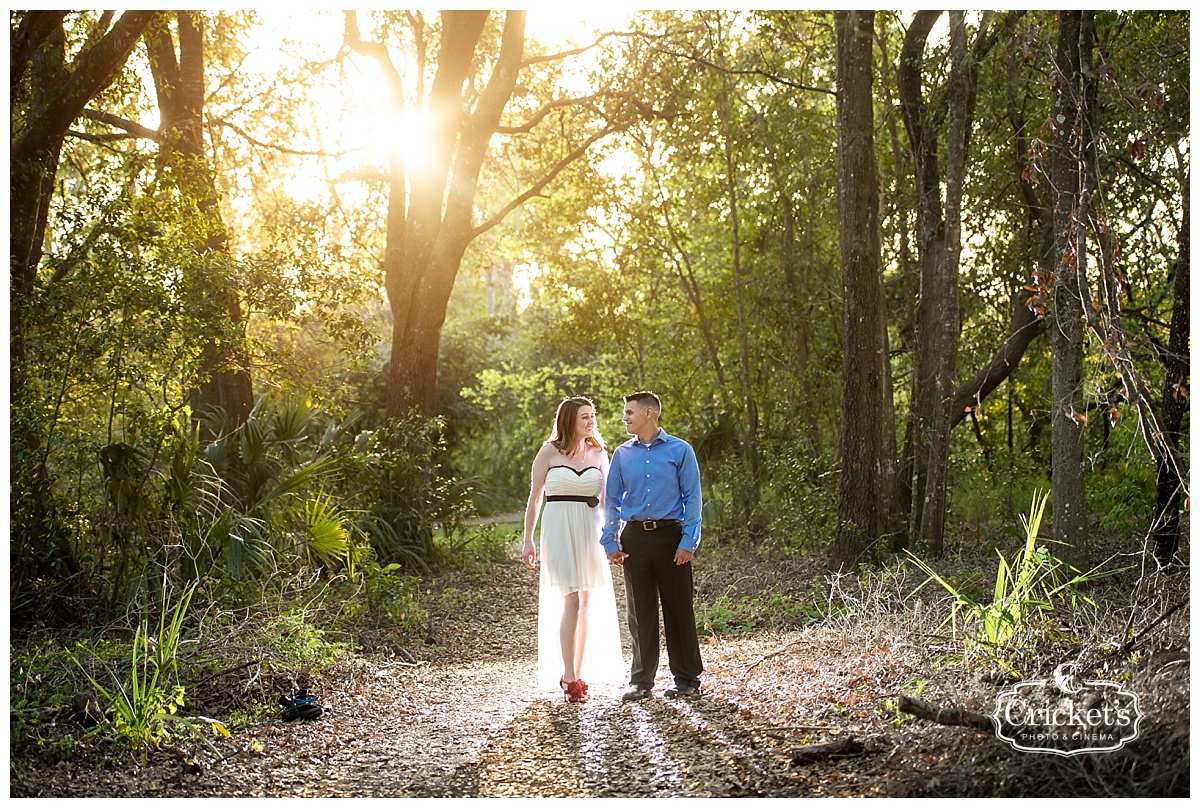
[346,11,642,417]
[831,10,891,568]
[144,12,254,430]
[1151,175,1189,565]
[10,10,158,586]
[894,11,1004,557]
[947,11,1048,433]
[1049,11,1092,555]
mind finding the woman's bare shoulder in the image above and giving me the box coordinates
[534,442,561,461]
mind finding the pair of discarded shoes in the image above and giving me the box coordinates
[279,689,324,721]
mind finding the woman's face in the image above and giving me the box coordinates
[574,405,596,440]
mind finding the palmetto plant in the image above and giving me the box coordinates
[297,494,355,577]
[908,491,1116,672]
[166,399,348,579]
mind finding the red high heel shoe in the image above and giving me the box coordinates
[565,679,587,703]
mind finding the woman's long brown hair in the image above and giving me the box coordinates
[549,396,605,455]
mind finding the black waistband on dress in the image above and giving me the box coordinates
[546,495,599,507]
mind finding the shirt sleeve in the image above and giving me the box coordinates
[677,442,703,554]
[600,449,624,555]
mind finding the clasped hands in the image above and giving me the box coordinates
[607,548,693,566]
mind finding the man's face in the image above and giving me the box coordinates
[622,401,652,436]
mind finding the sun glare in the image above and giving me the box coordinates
[524,8,635,48]
[389,108,432,168]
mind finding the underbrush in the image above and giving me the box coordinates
[9,521,522,763]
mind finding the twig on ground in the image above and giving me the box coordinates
[187,658,263,689]
[759,725,838,734]
[1054,599,1188,671]
[379,659,430,669]
[1113,599,1187,658]
[741,638,806,672]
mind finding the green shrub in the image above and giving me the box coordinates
[699,592,823,636]
[67,580,229,750]
[908,491,1124,675]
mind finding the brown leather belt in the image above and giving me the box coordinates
[626,519,681,531]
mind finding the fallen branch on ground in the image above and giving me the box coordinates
[897,694,993,732]
[790,736,865,765]
[187,657,263,689]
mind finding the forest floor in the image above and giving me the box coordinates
[10,546,1191,798]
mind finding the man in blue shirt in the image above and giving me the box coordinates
[602,391,704,700]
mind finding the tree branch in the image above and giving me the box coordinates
[897,694,993,732]
[208,116,341,157]
[10,11,69,96]
[82,108,161,140]
[521,30,628,67]
[497,92,618,134]
[13,11,160,162]
[342,10,404,101]
[471,124,622,238]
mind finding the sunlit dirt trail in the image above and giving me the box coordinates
[10,556,1188,798]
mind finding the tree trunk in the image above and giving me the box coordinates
[917,12,969,559]
[878,18,917,551]
[351,11,527,418]
[1151,175,1189,566]
[896,10,962,558]
[146,12,253,430]
[948,11,1050,431]
[720,73,761,514]
[10,11,157,589]
[1049,11,1090,557]
[831,10,889,569]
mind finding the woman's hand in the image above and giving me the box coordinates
[521,537,536,568]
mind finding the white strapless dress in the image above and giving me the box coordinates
[536,465,625,691]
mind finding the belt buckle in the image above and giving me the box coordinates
[644,520,657,530]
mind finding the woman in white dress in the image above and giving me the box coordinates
[521,397,624,702]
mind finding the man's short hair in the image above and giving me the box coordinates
[625,391,661,415]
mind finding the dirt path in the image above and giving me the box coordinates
[186,561,815,798]
[10,556,1190,798]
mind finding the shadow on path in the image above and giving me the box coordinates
[425,685,813,798]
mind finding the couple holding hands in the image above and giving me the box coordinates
[521,392,704,703]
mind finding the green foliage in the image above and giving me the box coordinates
[437,522,522,570]
[66,580,228,750]
[339,561,427,632]
[882,679,929,728]
[331,415,479,570]
[267,609,353,669]
[908,492,1122,675]
[298,494,355,574]
[755,445,840,555]
[699,592,823,636]
[1087,453,1159,539]
[453,360,632,510]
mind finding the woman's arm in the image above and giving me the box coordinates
[521,444,553,567]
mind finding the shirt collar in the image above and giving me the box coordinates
[633,428,667,447]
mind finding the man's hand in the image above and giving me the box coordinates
[607,550,628,566]
[674,548,694,565]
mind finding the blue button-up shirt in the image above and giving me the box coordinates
[601,428,703,555]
